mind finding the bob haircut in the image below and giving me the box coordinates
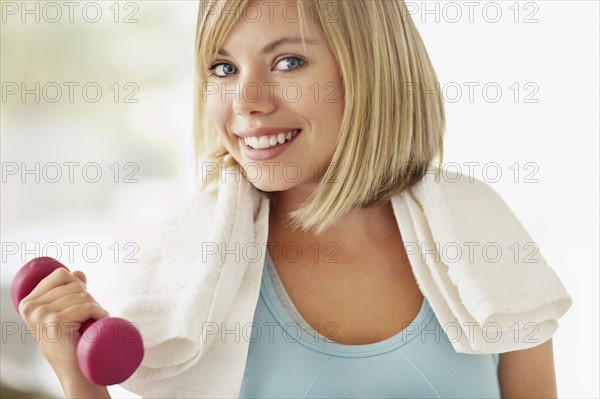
[194,0,445,236]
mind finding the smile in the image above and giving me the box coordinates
[239,129,302,161]
[243,129,301,150]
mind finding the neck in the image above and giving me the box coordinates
[269,189,400,247]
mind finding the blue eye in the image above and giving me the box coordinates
[207,56,307,80]
[206,63,237,80]
[276,56,306,72]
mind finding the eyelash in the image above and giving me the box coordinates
[206,56,307,80]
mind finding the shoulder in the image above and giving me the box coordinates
[132,188,220,268]
[403,167,538,253]
[422,168,509,205]
[157,188,219,240]
[120,188,220,295]
[409,168,520,223]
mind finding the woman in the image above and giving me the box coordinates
[196,1,559,397]
[18,0,564,397]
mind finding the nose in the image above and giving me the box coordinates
[232,69,276,117]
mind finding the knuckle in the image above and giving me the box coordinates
[78,291,90,301]
[83,303,106,318]
[79,302,95,313]
[53,267,71,279]
[19,299,33,317]
[29,305,47,323]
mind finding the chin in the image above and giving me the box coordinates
[248,179,294,193]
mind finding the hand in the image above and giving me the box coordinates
[18,268,111,395]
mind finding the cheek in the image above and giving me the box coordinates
[297,83,343,142]
[204,95,224,126]
[204,96,233,143]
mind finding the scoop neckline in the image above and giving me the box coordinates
[260,251,434,358]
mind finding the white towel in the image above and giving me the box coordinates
[119,170,268,384]
[392,172,572,354]
[118,167,572,397]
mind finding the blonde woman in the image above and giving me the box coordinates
[19,1,568,398]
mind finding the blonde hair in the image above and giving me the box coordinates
[193,0,445,235]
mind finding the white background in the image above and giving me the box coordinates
[1,1,598,398]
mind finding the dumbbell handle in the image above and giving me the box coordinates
[11,257,144,386]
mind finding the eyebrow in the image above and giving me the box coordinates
[217,37,319,56]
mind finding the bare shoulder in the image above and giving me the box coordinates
[498,338,558,398]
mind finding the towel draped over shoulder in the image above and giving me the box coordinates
[118,168,572,398]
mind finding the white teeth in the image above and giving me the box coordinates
[243,130,300,149]
[258,136,270,148]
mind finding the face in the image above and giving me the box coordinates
[204,0,344,196]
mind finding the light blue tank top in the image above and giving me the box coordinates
[239,251,501,398]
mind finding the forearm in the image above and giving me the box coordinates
[59,370,112,399]
[63,382,111,399]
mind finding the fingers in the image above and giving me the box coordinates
[22,291,109,328]
[18,269,108,329]
[24,281,99,313]
[25,280,86,307]
[57,300,110,326]
[72,270,87,286]
[13,264,113,387]
[21,267,83,306]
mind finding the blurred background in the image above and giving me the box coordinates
[1,1,198,397]
[1,1,598,398]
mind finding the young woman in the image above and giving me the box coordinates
[18,0,564,397]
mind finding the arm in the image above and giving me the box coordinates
[498,338,558,398]
[62,377,111,398]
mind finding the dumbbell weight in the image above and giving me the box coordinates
[10,256,144,386]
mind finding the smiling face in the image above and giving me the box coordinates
[204,0,344,196]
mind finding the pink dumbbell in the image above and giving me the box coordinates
[11,257,144,386]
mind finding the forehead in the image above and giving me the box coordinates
[218,0,320,51]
